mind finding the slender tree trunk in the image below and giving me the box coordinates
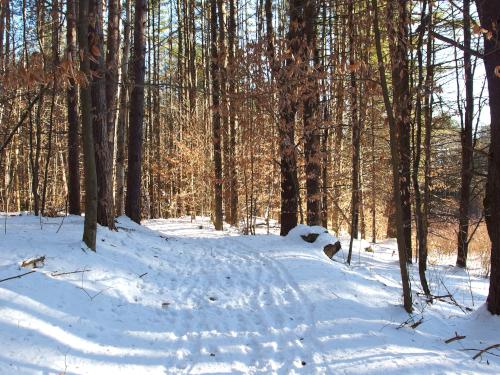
[303,0,321,226]
[387,0,412,262]
[89,0,115,229]
[210,0,223,230]
[457,0,474,268]
[347,0,360,264]
[228,0,238,226]
[116,0,131,216]
[66,0,80,215]
[78,0,98,250]
[106,0,121,195]
[476,0,500,315]
[413,0,431,295]
[373,0,412,313]
[278,0,302,236]
[126,0,147,224]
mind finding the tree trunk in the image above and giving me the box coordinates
[126,0,147,224]
[89,0,115,229]
[210,0,223,230]
[66,0,80,215]
[347,0,360,264]
[303,0,321,226]
[476,0,500,315]
[373,0,412,313]
[387,0,412,262]
[228,0,238,226]
[78,0,98,250]
[278,0,302,236]
[413,0,431,295]
[105,0,121,192]
[457,0,474,268]
[115,0,131,216]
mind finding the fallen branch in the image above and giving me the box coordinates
[464,344,500,360]
[0,270,36,283]
[50,269,90,277]
[445,332,466,344]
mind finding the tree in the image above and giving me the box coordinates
[126,0,147,224]
[77,0,98,250]
[456,0,474,268]
[66,0,80,215]
[210,0,223,230]
[303,0,321,226]
[387,0,412,262]
[372,0,412,313]
[476,0,500,315]
[89,0,115,229]
[278,0,302,236]
[116,0,131,216]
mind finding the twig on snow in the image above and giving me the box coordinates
[0,270,36,283]
[445,332,466,344]
[464,344,500,360]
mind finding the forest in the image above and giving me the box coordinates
[0,0,500,372]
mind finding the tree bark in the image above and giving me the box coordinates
[278,0,302,236]
[387,0,412,262]
[476,0,500,315]
[66,0,80,215]
[89,0,115,229]
[105,0,121,188]
[303,0,321,226]
[210,0,223,230]
[126,0,147,224]
[116,0,131,216]
[78,0,98,250]
[457,0,474,268]
[373,0,412,313]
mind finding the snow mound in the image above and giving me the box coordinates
[286,224,339,248]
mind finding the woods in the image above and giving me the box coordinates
[0,0,499,315]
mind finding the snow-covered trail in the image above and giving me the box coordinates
[0,215,499,374]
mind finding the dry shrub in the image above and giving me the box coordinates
[427,222,491,276]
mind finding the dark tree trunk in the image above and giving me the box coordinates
[66,0,80,215]
[347,0,360,264]
[116,0,131,216]
[278,0,302,236]
[373,0,412,313]
[457,0,474,268]
[388,0,412,262]
[105,0,121,180]
[303,0,321,226]
[210,0,223,230]
[89,0,115,229]
[413,0,431,295]
[126,0,147,224]
[228,0,238,226]
[476,0,500,315]
[78,0,98,250]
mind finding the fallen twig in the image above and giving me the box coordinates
[445,332,466,344]
[138,272,148,278]
[464,344,500,360]
[50,269,90,277]
[0,270,36,283]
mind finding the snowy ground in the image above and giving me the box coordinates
[0,214,499,374]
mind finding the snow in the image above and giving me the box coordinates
[0,214,499,374]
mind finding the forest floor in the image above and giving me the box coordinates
[0,214,499,374]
